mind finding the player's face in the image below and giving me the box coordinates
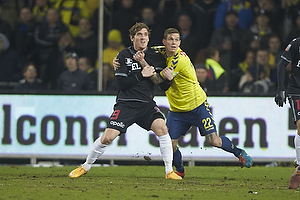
[163,33,181,56]
[131,28,149,51]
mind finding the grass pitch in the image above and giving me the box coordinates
[0,165,299,200]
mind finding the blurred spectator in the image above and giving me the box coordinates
[280,0,298,43]
[195,63,215,94]
[237,48,256,74]
[204,46,228,93]
[267,34,282,67]
[57,52,93,91]
[54,0,91,37]
[209,11,246,91]
[239,64,271,94]
[58,30,78,53]
[256,48,271,77]
[90,0,114,48]
[237,49,256,90]
[285,13,300,47]
[0,33,23,88]
[86,0,99,14]
[14,62,46,90]
[34,8,68,81]
[0,0,24,31]
[78,57,97,90]
[185,0,221,48]
[246,13,273,49]
[251,0,284,40]
[46,31,80,89]
[138,0,161,10]
[214,0,254,30]
[32,0,50,23]
[0,15,13,43]
[239,48,275,93]
[74,17,98,66]
[14,6,36,62]
[23,0,35,8]
[48,0,57,7]
[176,12,203,63]
[156,0,182,29]
[103,29,125,69]
[139,6,164,46]
[102,62,119,92]
[111,0,140,47]
[255,48,276,89]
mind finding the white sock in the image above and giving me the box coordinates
[159,134,173,174]
[83,137,107,171]
[295,134,300,165]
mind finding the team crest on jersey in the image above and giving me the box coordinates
[125,58,133,65]
[180,51,186,56]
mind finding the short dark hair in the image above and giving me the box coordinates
[204,47,218,59]
[23,62,37,73]
[66,52,79,60]
[163,28,180,39]
[226,10,238,18]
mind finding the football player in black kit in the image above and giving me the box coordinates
[275,37,300,189]
[68,23,182,180]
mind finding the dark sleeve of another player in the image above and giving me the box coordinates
[159,79,173,91]
[277,58,289,91]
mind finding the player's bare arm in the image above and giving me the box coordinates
[133,51,172,84]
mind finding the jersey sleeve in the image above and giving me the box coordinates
[281,38,298,63]
[115,51,144,91]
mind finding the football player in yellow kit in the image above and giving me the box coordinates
[133,28,253,178]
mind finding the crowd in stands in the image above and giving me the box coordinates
[0,0,299,95]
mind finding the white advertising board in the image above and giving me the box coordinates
[0,95,296,161]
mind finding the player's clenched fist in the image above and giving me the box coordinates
[133,51,145,62]
[274,90,286,107]
[141,65,156,77]
[162,67,174,81]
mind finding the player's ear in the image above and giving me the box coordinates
[162,39,166,45]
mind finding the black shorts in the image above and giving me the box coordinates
[107,101,165,133]
[288,94,300,123]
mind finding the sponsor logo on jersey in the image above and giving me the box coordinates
[110,121,126,128]
[180,51,186,56]
[285,44,291,51]
[131,63,140,70]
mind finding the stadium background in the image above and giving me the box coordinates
[0,0,298,166]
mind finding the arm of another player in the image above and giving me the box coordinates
[274,59,289,107]
[133,51,172,85]
[113,55,156,91]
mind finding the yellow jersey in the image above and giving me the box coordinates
[154,46,207,112]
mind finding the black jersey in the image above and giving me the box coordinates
[281,37,300,94]
[115,46,166,103]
